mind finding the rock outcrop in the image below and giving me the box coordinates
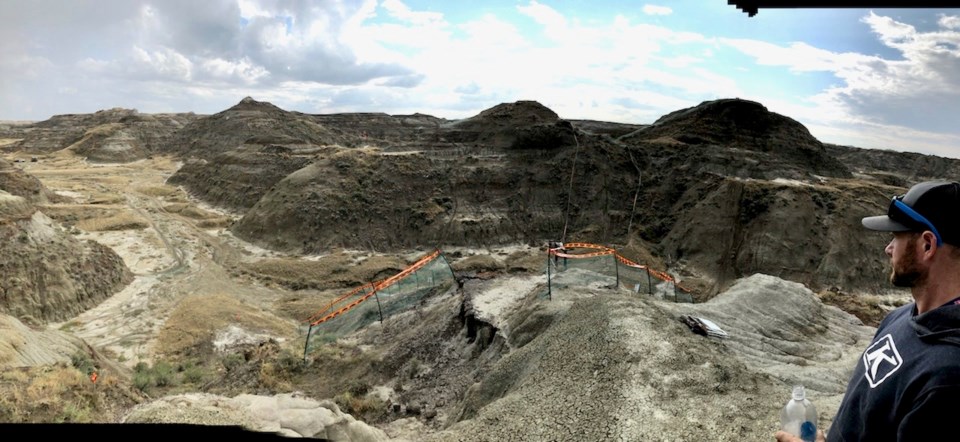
[8,97,960,297]
[442,100,577,150]
[0,206,132,323]
[624,98,851,179]
[168,97,345,159]
[123,392,389,441]
[0,159,65,204]
[5,108,197,160]
[0,175,132,323]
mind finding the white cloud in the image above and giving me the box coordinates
[237,0,270,20]
[4,1,960,157]
[938,14,960,30]
[199,57,270,85]
[723,12,960,143]
[131,46,194,82]
[642,5,673,16]
[660,54,702,68]
[517,1,568,29]
[720,38,880,73]
[517,0,570,43]
[381,0,444,26]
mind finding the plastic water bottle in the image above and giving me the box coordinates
[780,385,817,442]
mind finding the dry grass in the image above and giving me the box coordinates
[817,290,911,327]
[504,249,546,274]
[37,204,116,224]
[76,211,148,231]
[84,123,123,136]
[156,293,295,357]
[0,364,142,423]
[0,369,29,383]
[29,168,122,177]
[197,217,232,229]
[163,203,217,219]
[87,193,126,205]
[451,254,505,273]
[136,185,182,198]
[275,290,343,322]
[241,253,405,290]
[25,366,85,404]
[334,391,384,417]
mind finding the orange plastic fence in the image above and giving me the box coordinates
[305,249,445,327]
[373,249,441,292]
[548,242,615,259]
[305,282,379,325]
[550,242,693,294]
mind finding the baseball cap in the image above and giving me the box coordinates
[862,181,960,247]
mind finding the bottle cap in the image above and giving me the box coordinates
[792,385,805,401]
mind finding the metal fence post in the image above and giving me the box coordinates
[647,268,653,295]
[613,254,620,290]
[439,251,456,281]
[303,324,313,361]
[372,285,384,324]
[547,250,552,300]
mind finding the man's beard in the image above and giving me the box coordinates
[890,244,926,287]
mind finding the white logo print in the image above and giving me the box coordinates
[862,334,903,388]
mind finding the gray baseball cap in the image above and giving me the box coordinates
[862,181,960,247]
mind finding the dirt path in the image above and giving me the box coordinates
[28,153,293,366]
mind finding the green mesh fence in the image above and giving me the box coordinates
[546,250,618,295]
[303,251,456,356]
[545,242,695,303]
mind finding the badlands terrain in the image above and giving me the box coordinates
[1,97,955,440]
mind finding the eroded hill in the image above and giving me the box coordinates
[2,108,198,162]
[0,179,132,323]
[8,97,958,300]
[1,97,949,438]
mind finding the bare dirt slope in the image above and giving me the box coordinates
[2,97,954,439]
[209,98,937,296]
[624,98,850,179]
[18,97,952,297]
[0,161,132,323]
[3,108,197,160]
[465,274,870,440]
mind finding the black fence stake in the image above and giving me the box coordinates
[647,268,653,295]
[303,324,313,361]
[547,250,552,300]
[372,284,384,324]
[439,250,457,281]
[613,254,620,290]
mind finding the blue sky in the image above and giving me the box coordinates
[3,1,960,158]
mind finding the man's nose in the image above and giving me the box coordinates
[885,239,894,257]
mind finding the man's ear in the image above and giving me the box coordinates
[921,231,938,255]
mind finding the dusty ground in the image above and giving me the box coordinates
[0,148,908,440]
[9,151,304,366]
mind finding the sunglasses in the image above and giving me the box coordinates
[889,195,943,246]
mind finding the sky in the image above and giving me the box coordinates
[3,1,960,158]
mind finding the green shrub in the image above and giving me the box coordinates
[276,350,304,374]
[222,354,245,372]
[133,371,152,391]
[182,365,206,384]
[152,361,176,387]
[70,352,96,375]
[58,401,93,423]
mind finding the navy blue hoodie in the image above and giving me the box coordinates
[827,302,960,441]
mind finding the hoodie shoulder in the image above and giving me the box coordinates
[912,303,960,345]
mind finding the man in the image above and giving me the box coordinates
[777,181,960,442]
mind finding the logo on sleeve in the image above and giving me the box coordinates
[862,334,902,388]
